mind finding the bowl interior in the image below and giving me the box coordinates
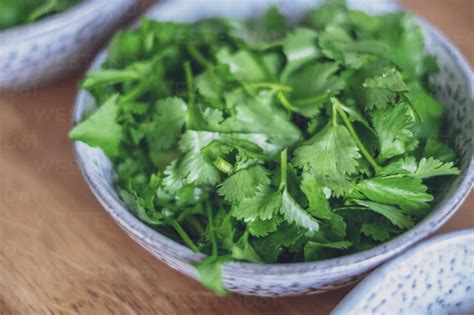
[73,0,474,295]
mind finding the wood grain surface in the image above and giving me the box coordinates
[0,1,472,314]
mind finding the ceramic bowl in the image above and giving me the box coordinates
[332,228,474,314]
[0,0,136,89]
[72,0,474,296]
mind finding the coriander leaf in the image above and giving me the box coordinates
[319,25,388,69]
[195,65,234,105]
[363,68,408,110]
[300,174,332,219]
[224,90,302,146]
[119,189,163,225]
[379,156,418,176]
[413,157,460,179]
[230,6,287,49]
[361,223,392,242]
[69,95,122,157]
[162,160,185,193]
[217,48,267,82]
[247,218,279,237]
[285,62,345,117]
[356,176,433,212]
[380,156,460,179]
[423,139,456,163]
[232,186,282,222]
[143,97,187,151]
[376,13,435,79]
[372,102,417,161]
[352,199,414,229]
[231,232,263,263]
[196,256,229,296]
[294,124,360,195]
[178,131,222,186]
[280,27,320,81]
[280,189,319,233]
[217,165,271,204]
[406,82,443,138]
[304,0,348,30]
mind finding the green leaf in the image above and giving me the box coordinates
[247,218,279,237]
[231,233,263,263]
[280,27,320,81]
[69,95,122,157]
[423,139,456,163]
[356,176,433,212]
[294,124,360,195]
[372,102,417,161]
[224,90,302,146]
[217,48,267,82]
[361,223,392,241]
[196,256,229,296]
[363,68,408,110]
[178,131,222,186]
[300,174,332,219]
[280,189,319,233]
[380,156,460,179]
[413,157,460,179]
[406,82,443,138]
[232,186,282,222]
[353,199,414,229]
[143,97,187,151]
[218,165,271,203]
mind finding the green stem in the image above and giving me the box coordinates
[214,157,233,175]
[247,82,293,92]
[206,200,218,257]
[279,148,288,191]
[331,97,381,173]
[294,92,330,107]
[184,61,201,129]
[186,216,205,235]
[187,43,213,69]
[184,61,195,106]
[119,79,150,104]
[277,92,298,112]
[332,100,337,126]
[171,221,199,252]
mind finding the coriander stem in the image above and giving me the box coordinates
[294,92,330,107]
[187,43,213,69]
[331,97,381,173]
[171,221,199,252]
[277,92,298,112]
[214,157,233,174]
[119,79,150,104]
[184,61,195,106]
[247,82,293,92]
[206,200,218,257]
[279,148,288,191]
[187,216,205,235]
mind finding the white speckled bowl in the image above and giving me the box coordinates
[72,0,474,296]
[0,0,136,89]
[332,228,474,314]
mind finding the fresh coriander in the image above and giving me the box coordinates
[70,1,461,295]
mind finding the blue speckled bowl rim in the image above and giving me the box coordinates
[332,228,474,314]
[72,1,474,279]
[0,1,116,43]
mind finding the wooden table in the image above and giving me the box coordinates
[0,1,472,314]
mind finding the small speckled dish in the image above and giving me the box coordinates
[332,228,474,315]
[0,0,136,89]
[72,0,474,296]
